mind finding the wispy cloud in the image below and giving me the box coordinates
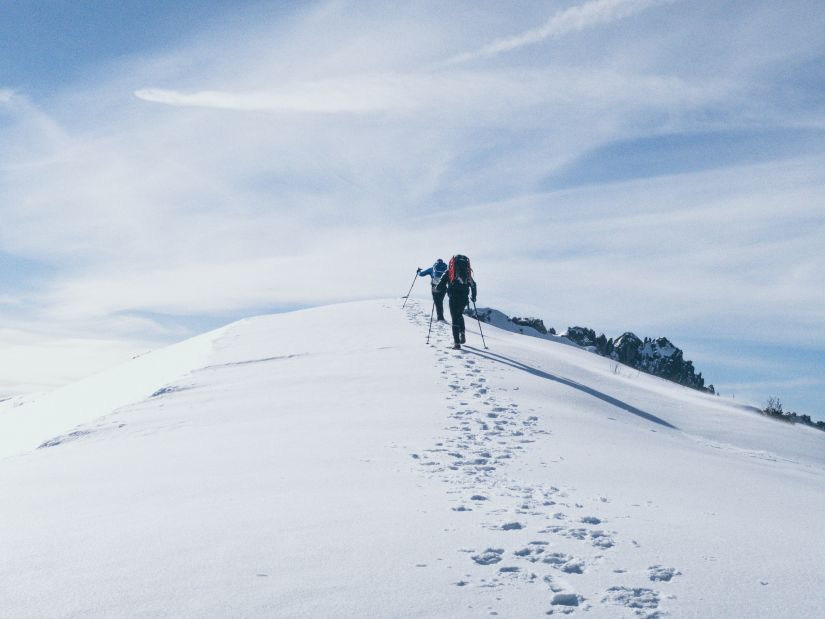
[1,0,824,417]
[0,89,13,103]
[446,0,674,65]
[135,80,406,114]
[135,68,723,117]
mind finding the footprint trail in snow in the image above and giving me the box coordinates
[403,301,680,617]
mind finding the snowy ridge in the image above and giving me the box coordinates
[470,307,563,341]
[0,325,225,458]
[472,307,712,392]
[1,299,823,618]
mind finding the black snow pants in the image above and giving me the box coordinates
[448,295,468,343]
[432,287,446,320]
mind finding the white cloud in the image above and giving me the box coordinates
[135,67,721,117]
[1,0,824,409]
[134,80,406,114]
[446,0,674,64]
[0,89,13,103]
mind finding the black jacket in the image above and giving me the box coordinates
[436,274,477,302]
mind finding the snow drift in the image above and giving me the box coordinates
[1,299,823,618]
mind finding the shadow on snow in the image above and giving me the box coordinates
[463,346,678,430]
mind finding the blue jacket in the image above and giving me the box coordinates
[419,260,448,284]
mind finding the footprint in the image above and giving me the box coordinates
[545,575,584,610]
[601,586,661,616]
[513,541,549,561]
[472,548,505,565]
[589,531,616,549]
[541,552,585,574]
[648,565,681,582]
[550,592,582,608]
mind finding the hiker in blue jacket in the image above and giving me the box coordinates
[417,258,448,321]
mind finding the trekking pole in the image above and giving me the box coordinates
[425,303,435,344]
[402,270,419,308]
[471,300,488,349]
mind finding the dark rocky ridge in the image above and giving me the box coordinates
[469,308,713,394]
[563,327,711,392]
[511,317,554,335]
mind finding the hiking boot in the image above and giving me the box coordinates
[460,331,466,344]
[452,343,461,350]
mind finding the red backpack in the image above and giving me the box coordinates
[448,255,472,282]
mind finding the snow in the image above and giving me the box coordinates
[0,326,223,458]
[473,306,565,343]
[1,299,823,618]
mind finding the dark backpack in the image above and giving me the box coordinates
[449,255,472,282]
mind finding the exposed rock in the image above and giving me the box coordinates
[469,306,711,393]
[511,317,553,335]
[562,326,598,348]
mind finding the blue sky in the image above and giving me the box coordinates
[1,2,200,87]
[0,1,282,92]
[1,0,823,420]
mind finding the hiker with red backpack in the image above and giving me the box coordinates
[436,255,477,349]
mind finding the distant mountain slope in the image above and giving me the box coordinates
[0,300,823,618]
[471,306,712,392]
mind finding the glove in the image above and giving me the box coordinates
[416,267,422,273]
[471,295,477,303]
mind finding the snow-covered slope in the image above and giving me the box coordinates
[472,306,564,341]
[472,307,711,393]
[1,300,823,618]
